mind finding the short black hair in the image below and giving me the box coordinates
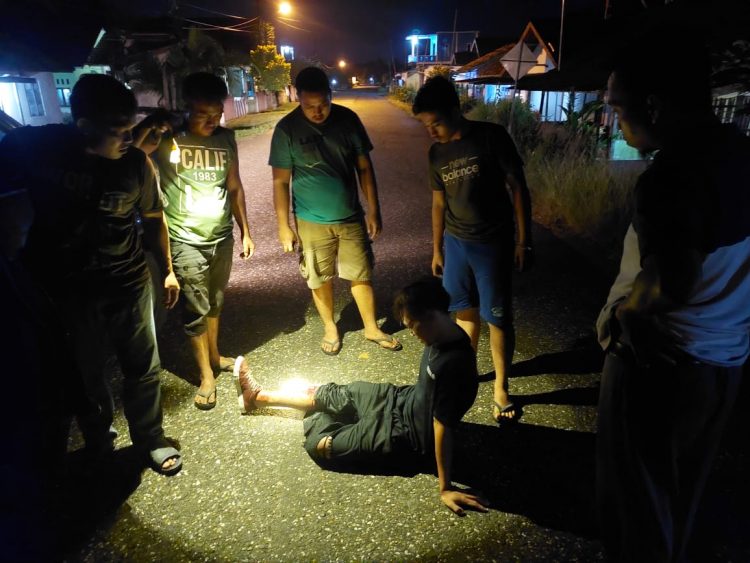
[412,76,460,116]
[392,277,451,322]
[182,72,228,105]
[70,74,136,123]
[609,24,711,115]
[295,66,331,94]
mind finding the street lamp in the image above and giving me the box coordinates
[338,60,346,69]
[278,1,292,16]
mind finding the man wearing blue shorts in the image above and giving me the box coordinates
[413,76,533,423]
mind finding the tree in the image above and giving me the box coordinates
[425,65,452,81]
[249,44,291,93]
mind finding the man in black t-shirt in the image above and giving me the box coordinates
[412,77,533,424]
[0,75,182,476]
[233,278,488,515]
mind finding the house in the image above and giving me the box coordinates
[403,29,478,90]
[453,44,516,103]
[513,17,607,123]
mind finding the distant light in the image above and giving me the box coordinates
[280,45,295,60]
[331,78,337,85]
[338,60,346,69]
[278,1,292,16]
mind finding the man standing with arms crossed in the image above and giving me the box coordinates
[413,76,533,423]
[269,67,400,355]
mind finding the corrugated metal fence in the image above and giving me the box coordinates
[713,94,750,135]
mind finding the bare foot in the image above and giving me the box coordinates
[321,325,341,355]
[194,375,217,409]
[364,329,402,351]
[493,390,516,422]
[212,356,235,373]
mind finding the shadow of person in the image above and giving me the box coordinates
[52,446,145,557]
[306,420,598,537]
[511,347,605,380]
[452,422,598,536]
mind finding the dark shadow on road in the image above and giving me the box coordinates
[516,386,600,408]
[511,342,605,380]
[453,422,598,537]
[54,446,144,557]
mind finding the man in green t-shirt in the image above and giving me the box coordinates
[269,67,401,356]
[139,73,254,410]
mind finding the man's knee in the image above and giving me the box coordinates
[304,432,332,460]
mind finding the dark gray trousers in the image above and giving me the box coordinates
[596,346,741,562]
[60,280,164,451]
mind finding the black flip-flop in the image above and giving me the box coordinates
[493,401,518,424]
[194,387,217,410]
[321,338,342,356]
[149,445,182,476]
[366,335,403,351]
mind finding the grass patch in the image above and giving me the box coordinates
[388,97,414,115]
[525,148,641,261]
[226,102,297,138]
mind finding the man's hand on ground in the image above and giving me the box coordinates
[440,488,490,516]
[163,271,180,309]
[278,224,297,252]
[240,233,255,259]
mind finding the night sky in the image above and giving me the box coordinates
[128,0,606,64]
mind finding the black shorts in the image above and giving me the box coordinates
[303,381,408,465]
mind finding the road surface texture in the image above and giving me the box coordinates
[58,90,748,562]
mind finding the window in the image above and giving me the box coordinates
[23,82,44,117]
[56,87,71,107]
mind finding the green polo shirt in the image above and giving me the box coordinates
[268,104,372,224]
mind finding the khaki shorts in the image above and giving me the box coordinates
[296,218,373,289]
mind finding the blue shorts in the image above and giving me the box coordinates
[443,232,514,328]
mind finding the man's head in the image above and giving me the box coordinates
[71,74,137,160]
[295,67,332,125]
[412,76,462,143]
[393,277,451,345]
[183,72,228,137]
[607,26,712,152]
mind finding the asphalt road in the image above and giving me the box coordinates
[57,89,748,562]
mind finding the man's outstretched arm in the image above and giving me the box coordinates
[272,167,297,252]
[355,153,382,240]
[506,168,533,272]
[141,210,180,309]
[227,159,254,259]
[433,418,489,516]
[431,190,446,277]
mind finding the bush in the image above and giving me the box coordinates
[525,146,640,252]
[465,98,540,157]
[389,86,417,105]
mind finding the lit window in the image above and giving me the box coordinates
[23,82,45,117]
[56,87,71,107]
